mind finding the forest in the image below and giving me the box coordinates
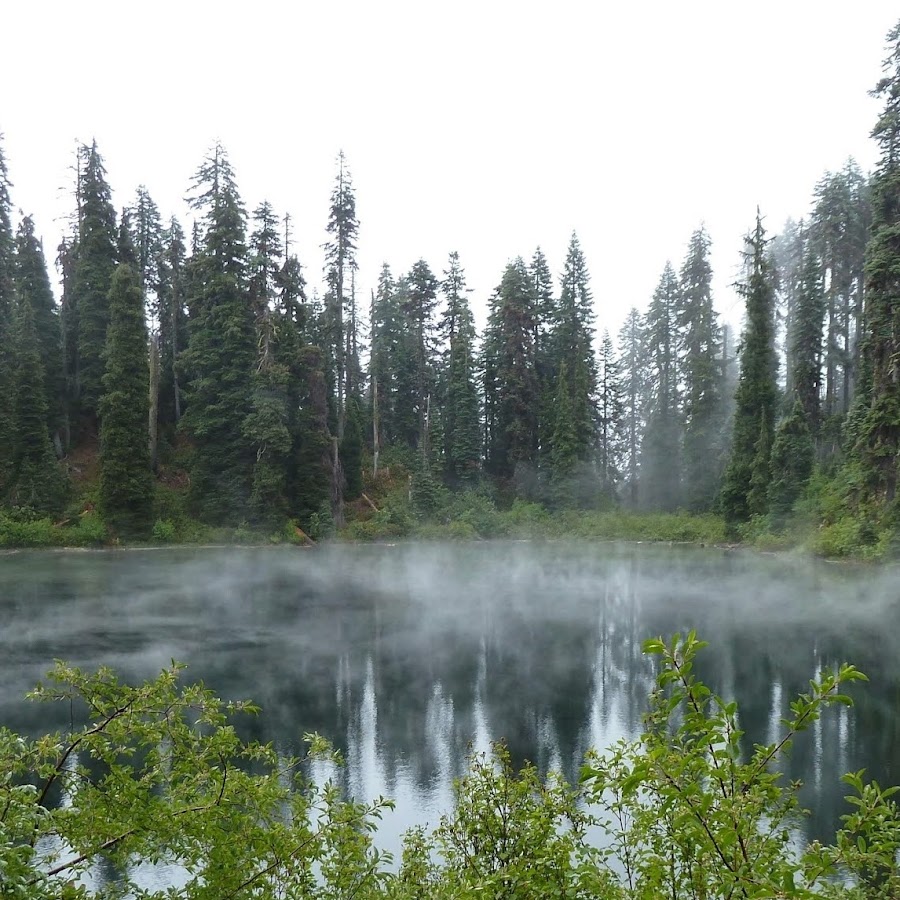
[0,25,899,556]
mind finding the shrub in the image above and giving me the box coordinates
[151,519,177,543]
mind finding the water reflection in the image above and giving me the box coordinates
[2,543,900,883]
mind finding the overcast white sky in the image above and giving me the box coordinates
[2,1,898,337]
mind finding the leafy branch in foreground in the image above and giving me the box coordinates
[1,638,899,898]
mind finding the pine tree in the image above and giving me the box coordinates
[811,162,870,422]
[402,259,439,464]
[180,143,256,523]
[848,23,900,507]
[0,136,17,491]
[243,202,292,525]
[679,226,725,510]
[548,360,577,505]
[483,259,538,486]
[323,150,359,437]
[439,252,480,486]
[721,214,778,524]
[551,233,596,461]
[156,218,188,427]
[768,399,814,525]
[529,247,556,463]
[641,262,682,510]
[617,308,645,506]
[14,216,64,445]
[369,264,401,456]
[9,292,67,514]
[72,141,118,424]
[596,330,624,498]
[99,264,153,537]
[747,410,772,518]
[789,241,825,438]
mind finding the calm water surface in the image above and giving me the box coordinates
[2,543,900,887]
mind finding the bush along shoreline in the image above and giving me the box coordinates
[3,633,898,898]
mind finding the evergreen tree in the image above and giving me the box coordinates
[72,141,118,424]
[721,214,778,524]
[128,186,164,314]
[0,138,17,490]
[369,264,401,454]
[323,150,359,437]
[789,241,825,438]
[550,233,596,461]
[747,410,773,518]
[768,399,814,525]
[811,162,870,422]
[848,22,900,506]
[439,252,480,486]
[180,143,256,523]
[529,247,556,462]
[14,216,64,444]
[156,218,188,427]
[483,259,538,485]
[679,226,725,510]
[402,259,439,464]
[641,262,682,510]
[596,330,624,498]
[243,202,293,525]
[769,218,805,399]
[9,292,67,514]
[548,360,577,505]
[99,264,153,537]
[617,308,645,505]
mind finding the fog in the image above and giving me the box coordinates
[2,542,900,851]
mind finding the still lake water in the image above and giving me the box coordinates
[2,543,900,885]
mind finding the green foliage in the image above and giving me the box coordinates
[181,143,256,524]
[9,292,68,515]
[151,518,177,542]
[4,637,900,898]
[72,141,118,422]
[99,264,154,538]
[769,399,815,526]
[722,214,778,525]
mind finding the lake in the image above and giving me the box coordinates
[2,543,899,888]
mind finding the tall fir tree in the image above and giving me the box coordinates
[789,241,825,439]
[72,141,118,425]
[14,216,64,444]
[180,143,256,523]
[596,329,624,498]
[529,247,556,462]
[679,226,725,510]
[483,259,538,486]
[641,262,682,510]
[243,202,293,524]
[402,259,440,465]
[548,360,578,505]
[617,308,645,505]
[768,398,814,525]
[156,218,188,428]
[9,291,68,514]
[847,22,900,508]
[99,264,153,536]
[721,214,779,524]
[0,136,16,491]
[439,252,480,486]
[369,264,401,454]
[551,233,596,461]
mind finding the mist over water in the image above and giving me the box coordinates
[3,543,900,871]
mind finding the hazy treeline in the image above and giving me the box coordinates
[0,20,898,542]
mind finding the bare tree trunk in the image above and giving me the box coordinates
[331,436,345,529]
[373,378,380,477]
